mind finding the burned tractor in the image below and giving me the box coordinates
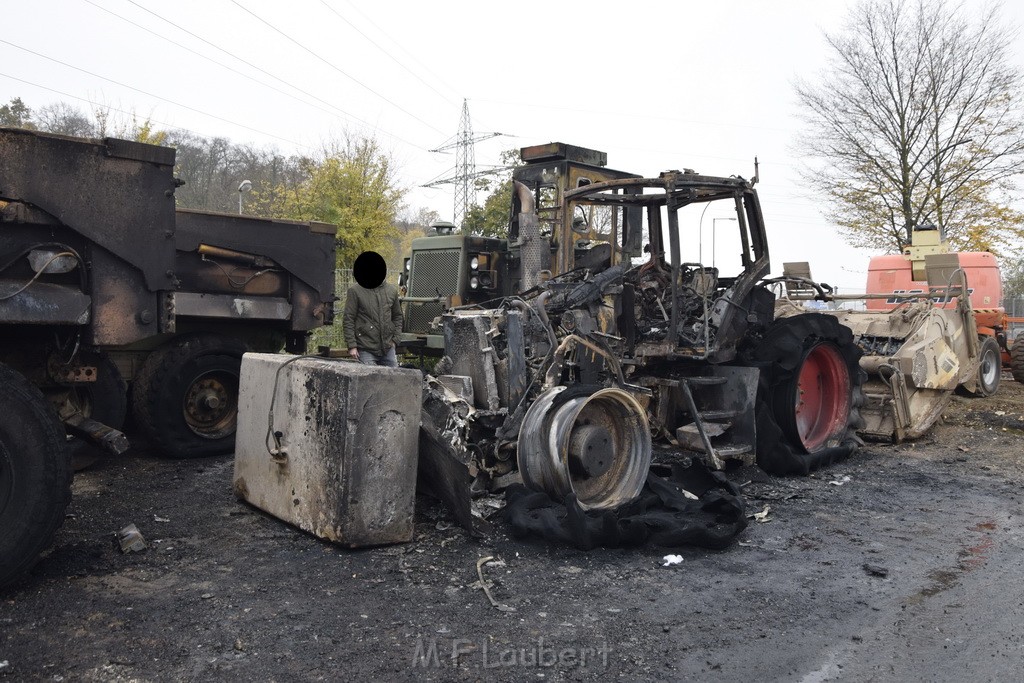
[422,168,865,521]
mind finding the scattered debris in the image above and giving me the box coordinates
[862,563,890,578]
[473,556,515,613]
[200,593,214,600]
[958,446,970,453]
[829,475,852,486]
[116,524,147,553]
[662,554,684,566]
[0,661,9,673]
[153,515,170,523]
[752,506,772,523]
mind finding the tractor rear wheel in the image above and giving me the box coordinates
[0,363,72,590]
[746,313,865,475]
[1011,332,1024,385]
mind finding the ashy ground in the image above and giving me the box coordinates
[2,380,1023,682]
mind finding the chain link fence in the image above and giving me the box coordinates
[1007,296,1024,339]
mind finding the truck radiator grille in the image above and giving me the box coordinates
[406,249,460,334]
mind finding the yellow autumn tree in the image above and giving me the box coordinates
[271,136,405,267]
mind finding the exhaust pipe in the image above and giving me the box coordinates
[513,181,547,292]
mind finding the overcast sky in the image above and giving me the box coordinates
[4,0,1023,291]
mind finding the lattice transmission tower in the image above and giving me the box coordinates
[423,99,502,227]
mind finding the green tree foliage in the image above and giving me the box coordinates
[461,148,520,238]
[796,0,1024,256]
[1003,253,1024,302]
[462,178,512,237]
[0,98,35,129]
[271,137,405,267]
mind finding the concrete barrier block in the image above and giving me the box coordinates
[233,353,422,546]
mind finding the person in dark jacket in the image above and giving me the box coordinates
[343,251,403,367]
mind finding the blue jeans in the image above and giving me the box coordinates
[358,347,398,367]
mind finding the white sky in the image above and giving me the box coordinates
[4,0,1024,292]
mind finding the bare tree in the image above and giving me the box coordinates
[34,102,94,137]
[796,0,1024,254]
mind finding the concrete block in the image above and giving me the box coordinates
[233,353,422,546]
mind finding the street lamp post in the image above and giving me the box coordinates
[711,217,737,268]
[238,179,252,215]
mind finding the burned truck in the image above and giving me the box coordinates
[421,168,865,521]
[0,127,335,589]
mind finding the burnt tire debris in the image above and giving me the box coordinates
[500,461,747,551]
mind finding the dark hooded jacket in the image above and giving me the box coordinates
[343,283,403,355]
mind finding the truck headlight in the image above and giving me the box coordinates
[470,256,480,271]
[469,276,480,290]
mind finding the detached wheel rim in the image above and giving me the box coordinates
[788,342,851,452]
[518,387,651,510]
[183,371,238,439]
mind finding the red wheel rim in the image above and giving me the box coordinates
[793,343,851,451]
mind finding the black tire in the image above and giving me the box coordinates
[63,352,128,471]
[131,334,247,458]
[744,313,865,475]
[967,336,1002,397]
[1011,332,1024,385]
[0,363,72,591]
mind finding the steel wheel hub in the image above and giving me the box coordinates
[183,374,237,439]
[792,343,851,452]
[518,387,651,510]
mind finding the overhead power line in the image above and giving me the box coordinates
[118,0,423,150]
[0,71,221,143]
[0,38,314,148]
[317,0,455,109]
[337,0,463,102]
[84,1,348,125]
[230,0,447,137]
